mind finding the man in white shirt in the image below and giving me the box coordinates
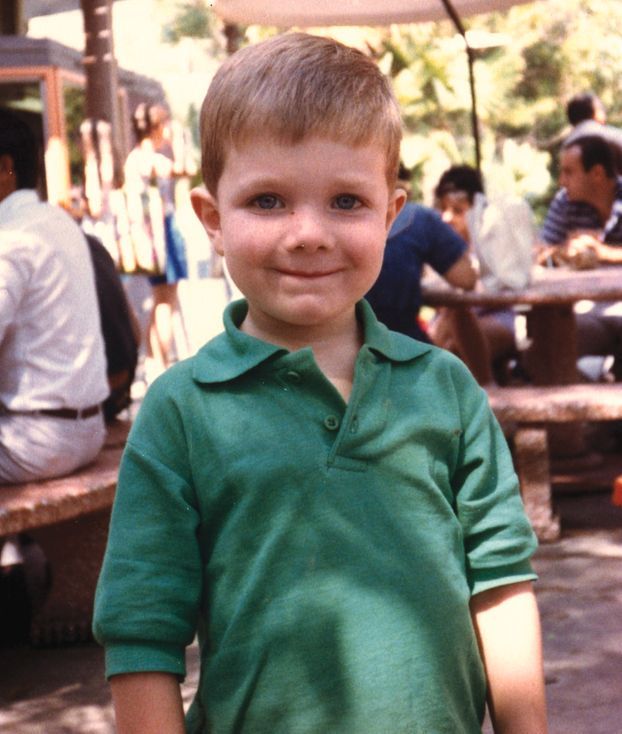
[0,108,109,483]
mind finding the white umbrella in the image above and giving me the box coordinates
[212,0,539,169]
[212,0,534,27]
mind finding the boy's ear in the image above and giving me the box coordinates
[386,187,408,230]
[190,186,224,254]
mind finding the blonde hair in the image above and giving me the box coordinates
[199,32,402,194]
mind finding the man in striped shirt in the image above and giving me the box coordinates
[539,135,622,380]
[540,135,622,254]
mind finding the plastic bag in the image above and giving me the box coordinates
[468,192,535,292]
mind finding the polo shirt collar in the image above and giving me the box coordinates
[192,299,431,385]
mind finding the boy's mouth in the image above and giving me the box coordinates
[276,268,340,279]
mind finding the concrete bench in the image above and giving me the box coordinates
[0,419,130,645]
[486,384,622,542]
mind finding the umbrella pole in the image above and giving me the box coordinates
[439,0,481,173]
[224,23,243,54]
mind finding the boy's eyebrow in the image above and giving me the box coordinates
[233,171,380,191]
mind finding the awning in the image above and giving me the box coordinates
[213,0,538,169]
[211,0,534,28]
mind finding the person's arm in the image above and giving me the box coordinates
[538,231,622,267]
[442,251,478,291]
[470,581,548,734]
[583,236,622,263]
[110,672,185,734]
[0,240,27,345]
[539,191,570,250]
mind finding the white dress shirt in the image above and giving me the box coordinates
[0,190,109,411]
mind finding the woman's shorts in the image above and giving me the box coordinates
[149,213,189,286]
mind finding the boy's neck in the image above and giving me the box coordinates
[241,309,363,402]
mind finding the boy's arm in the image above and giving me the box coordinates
[110,672,185,734]
[470,581,548,734]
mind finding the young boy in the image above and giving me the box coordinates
[93,33,547,733]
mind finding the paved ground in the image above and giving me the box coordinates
[1,488,621,733]
[2,271,622,732]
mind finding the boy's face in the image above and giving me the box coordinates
[192,136,404,344]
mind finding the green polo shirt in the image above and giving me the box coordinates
[94,299,537,733]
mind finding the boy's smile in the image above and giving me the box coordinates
[192,136,404,348]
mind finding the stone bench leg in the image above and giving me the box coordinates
[513,427,561,542]
[29,508,111,645]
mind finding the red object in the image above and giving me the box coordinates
[612,476,622,506]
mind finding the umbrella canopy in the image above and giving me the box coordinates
[213,0,536,169]
[212,0,534,27]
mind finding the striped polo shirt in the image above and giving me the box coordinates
[540,177,622,244]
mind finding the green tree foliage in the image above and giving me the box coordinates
[161,0,216,43]
[158,0,622,217]
[369,0,622,215]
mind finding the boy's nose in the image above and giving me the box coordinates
[285,208,333,251]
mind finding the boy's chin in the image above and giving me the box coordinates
[246,299,359,334]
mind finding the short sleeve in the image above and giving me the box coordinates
[92,381,203,679]
[539,191,570,244]
[449,365,538,595]
[416,207,468,275]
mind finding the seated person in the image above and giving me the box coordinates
[539,134,622,380]
[0,108,109,483]
[433,165,536,384]
[365,167,477,342]
[365,176,498,384]
[565,92,622,173]
[85,233,140,422]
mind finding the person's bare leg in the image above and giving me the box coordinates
[147,283,178,378]
[478,314,517,384]
[430,307,494,386]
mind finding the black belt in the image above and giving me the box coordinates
[34,404,102,420]
[35,403,100,421]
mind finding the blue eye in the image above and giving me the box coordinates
[253,194,281,210]
[334,195,360,210]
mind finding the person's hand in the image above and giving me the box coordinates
[535,244,559,267]
[566,230,601,267]
[538,232,600,269]
[564,232,600,269]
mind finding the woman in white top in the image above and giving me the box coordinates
[124,104,191,381]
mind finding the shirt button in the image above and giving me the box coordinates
[324,415,340,431]
[285,370,302,383]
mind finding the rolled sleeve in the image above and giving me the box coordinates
[93,389,203,679]
[449,367,538,595]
